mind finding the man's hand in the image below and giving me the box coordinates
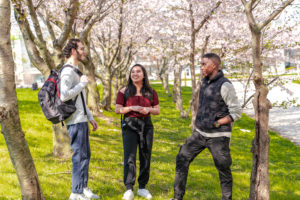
[90,120,98,131]
[80,75,89,83]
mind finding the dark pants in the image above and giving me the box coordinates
[67,122,91,193]
[174,130,232,200]
[122,117,154,190]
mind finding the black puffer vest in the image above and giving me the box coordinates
[195,70,231,133]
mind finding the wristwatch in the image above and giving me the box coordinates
[215,121,220,128]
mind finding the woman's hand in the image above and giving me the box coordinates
[130,106,142,112]
[139,107,150,115]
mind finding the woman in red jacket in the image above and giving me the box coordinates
[115,64,160,200]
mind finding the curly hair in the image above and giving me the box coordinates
[62,39,81,58]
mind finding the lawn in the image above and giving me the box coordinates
[292,79,300,84]
[0,84,299,200]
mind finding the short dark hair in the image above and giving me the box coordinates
[62,39,81,58]
[202,53,221,66]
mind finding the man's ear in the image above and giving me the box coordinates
[71,48,76,56]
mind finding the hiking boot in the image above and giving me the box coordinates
[83,187,100,199]
[137,189,152,199]
[122,189,134,200]
[69,193,90,200]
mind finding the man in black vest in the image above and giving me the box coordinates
[171,53,242,200]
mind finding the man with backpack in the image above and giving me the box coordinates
[61,39,99,200]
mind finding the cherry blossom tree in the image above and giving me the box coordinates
[12,0,111,158]
[240,1,295,199]
[0,0,44,198]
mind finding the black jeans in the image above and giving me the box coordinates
[122,117,154,190]
[174,130,232,200]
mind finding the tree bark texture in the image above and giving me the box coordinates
[172,65,183,110]
[0,0,44,198]
[52,124,72,158]
[248,30,271,200]
[85,60,102,114]
[112,74,118,105]
[172,65,189,118]
[241,1,295,198]
[160,73,172,97]
[101,72,113,110]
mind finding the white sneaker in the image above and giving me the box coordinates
[122,189,134,200]
[83,187,100,199]
[137,189,152,199]
[69,193,90,200]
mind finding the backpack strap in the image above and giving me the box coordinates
[60,64,83,76]
[80,92,87,116]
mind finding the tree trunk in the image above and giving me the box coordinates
[112,74,118,105]
[249,30,271,200]
[0,1,44,198]
[190,30,198,126]
[161,74,172,97]
[86,69,101,114]
[173,65,182,109]
[172,64,189,118]
[101,72,112,110]
[52,124,72,158]
[82,39,102,115]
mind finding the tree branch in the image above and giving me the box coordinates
[242,76,279,108]
[243,0,259,32]
[37,11,56,42]
[55,0,79,48]
[26,0,56,69]
[241,0,247,6]
[80,0,113,40]
[195,1,222,33]
[34,0,45,10]
[12,0,50,76]
[26,0,45,44]
[259,0,294,30]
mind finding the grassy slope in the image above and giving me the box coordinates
[0,85,299,200]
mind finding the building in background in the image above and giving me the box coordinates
[11,11,44,88]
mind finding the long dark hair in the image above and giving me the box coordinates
[124,64,153,102]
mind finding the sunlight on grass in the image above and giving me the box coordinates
[0,86,299,199]
[292,79,300,84]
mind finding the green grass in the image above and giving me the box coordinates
[292,79,300,84]
[0,85,299,200]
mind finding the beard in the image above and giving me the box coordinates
[76,50,85,62]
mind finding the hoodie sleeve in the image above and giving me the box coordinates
[221,82,242,121]
[60,67,87,102]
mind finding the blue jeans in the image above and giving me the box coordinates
[67,122,91,193]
